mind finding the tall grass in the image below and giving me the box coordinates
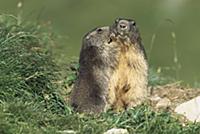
[0,14,66,113]
[0,14,200,134]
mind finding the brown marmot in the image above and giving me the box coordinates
[70,18,148,113]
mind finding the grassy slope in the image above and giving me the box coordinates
[0,14,200,134]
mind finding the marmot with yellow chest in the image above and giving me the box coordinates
[70,18,148,113]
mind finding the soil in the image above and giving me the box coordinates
[149,82,200,110]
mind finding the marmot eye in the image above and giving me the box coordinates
[97,28,103,33]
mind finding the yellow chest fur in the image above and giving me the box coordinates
[107,41,148,111]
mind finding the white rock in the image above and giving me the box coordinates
[156,97,171,108]
[57,130,76,134]
[175,96,200,122]
[104,128,129,134]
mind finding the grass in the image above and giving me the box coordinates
[0,14,200,134]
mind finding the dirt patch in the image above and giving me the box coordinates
[63,81,200,115]
[149,82,200,110]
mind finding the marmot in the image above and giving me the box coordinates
[70,18,148,113]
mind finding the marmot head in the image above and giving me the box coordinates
[82,26,110,49]
[110,18,141,43]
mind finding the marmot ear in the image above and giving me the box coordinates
[115,18,120,24]
[130,20,136,26]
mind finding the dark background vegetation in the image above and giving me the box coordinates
[0,0,199,85]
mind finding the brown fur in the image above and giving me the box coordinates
[106,37,148,112]
[70,26,111,113]
[70,18,148,113]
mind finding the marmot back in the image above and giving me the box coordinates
[70,26,112,113]
[70,18,148,113]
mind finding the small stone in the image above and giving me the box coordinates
[149,95,161,102]
[104,128,129,134]
[175,96,200,122]
[57,130,76,134]
[156,97,171,108]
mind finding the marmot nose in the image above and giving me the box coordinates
[119,23,127,30]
